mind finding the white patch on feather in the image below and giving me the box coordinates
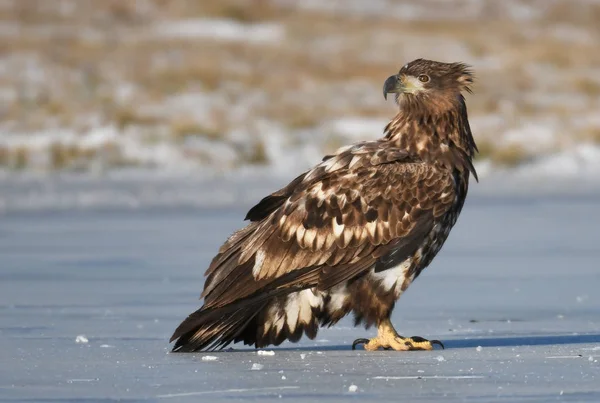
[327,285,348,313]
[252,249,266,278]
[322,156,339,172]
[336,144,354,154]
[310,182,323,195]
[370,257,411,294]
[366,220,377,238]
[284,293,300,332]
[298,289,323,325]
[348,155,362,169]
[332,217,345,237]
[276,289,325,335]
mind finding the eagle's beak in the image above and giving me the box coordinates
[383,74,403,100]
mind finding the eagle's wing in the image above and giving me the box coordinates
[170,142,456,348]
[204,142,454,307]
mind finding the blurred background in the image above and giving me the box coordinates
[3,3,600,399]
[0,0,599,212]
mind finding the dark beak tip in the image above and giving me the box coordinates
[383,74,399,100]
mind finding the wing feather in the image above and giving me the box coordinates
[200,141,456,310]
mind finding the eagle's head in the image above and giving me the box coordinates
[383,59,473,112]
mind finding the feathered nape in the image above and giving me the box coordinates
[385,92,478,182]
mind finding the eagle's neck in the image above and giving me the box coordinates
[384,94,478,181]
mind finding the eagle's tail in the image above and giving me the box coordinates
[170,301,268,352]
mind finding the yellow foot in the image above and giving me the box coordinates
[351,318,444,351]
[352,335,444,351]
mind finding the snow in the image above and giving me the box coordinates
[2,168,600,215]
[75,335,88,344]
[348,384,358,392]
[153,18,284,44]
[257,350,275,356]
[201,355,218,361]
[324,117,386,141]
[1,189,600,401]
[250,363,264,370]
[515,144,600,179]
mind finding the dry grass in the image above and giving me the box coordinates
[578,128,600,144]
[243,141,269,165]
[170,118,223,141]
[477,140,530,167]
[13,147,29,170]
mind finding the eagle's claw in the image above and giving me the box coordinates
[409,336,445,350]
[431,339,445,350]
[352,333,444,351]
[352,338,371,350]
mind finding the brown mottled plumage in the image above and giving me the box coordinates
[170,59,478,352]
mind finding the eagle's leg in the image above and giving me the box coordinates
[351,318,444,351]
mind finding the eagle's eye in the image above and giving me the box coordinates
[418,74,430,83]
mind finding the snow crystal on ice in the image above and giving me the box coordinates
[300,354,306,360]
[201,356,218,361]
[251,363,264,370]
[434,355,446,362]
[75,335,88,344]
[257,350,275,356]
[348,384,358,392]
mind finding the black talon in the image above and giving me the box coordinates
[352,338,370,350]
[431,339,445,350]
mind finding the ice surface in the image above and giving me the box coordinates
[1,191,600,401]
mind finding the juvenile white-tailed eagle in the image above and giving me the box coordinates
[171,59,478,352]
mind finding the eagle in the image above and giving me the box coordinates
[170,59,478,352]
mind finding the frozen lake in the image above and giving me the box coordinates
[1,191,600,402]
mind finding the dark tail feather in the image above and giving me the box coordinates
[170,302,267,352]
[170,268,321,352]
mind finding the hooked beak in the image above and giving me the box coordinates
[383,74,403,100]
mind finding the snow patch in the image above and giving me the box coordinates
[257,350,275,356]
[154,19,284,43]
[348,384,358,392]
[75,335,88,344]
[324,117,386,141]
[201,356,218,361]
[517,144,600,179]
[250,363,264,370]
